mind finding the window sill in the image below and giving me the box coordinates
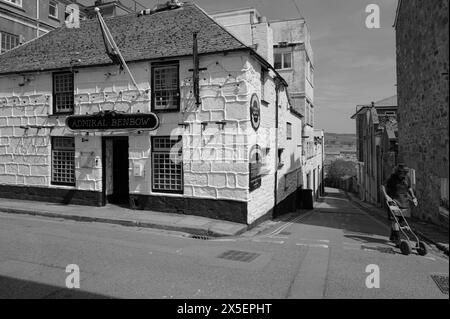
[1,1,25,12]
[275,68,293,72]
[151,108,180,113]
[49,113,73,117]
[51,182,76,187]
[49,15,60,22]
[151,190,184,195]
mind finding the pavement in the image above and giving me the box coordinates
[346,191,449,256]
[0,198,247,238]
[0,187,448,299]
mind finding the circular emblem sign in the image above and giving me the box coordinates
[250,93,261,131]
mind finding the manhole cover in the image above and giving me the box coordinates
[217,250,260,263]
[431,274,449,294]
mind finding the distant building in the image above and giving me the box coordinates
[83,0,135,19]
[0,0,73,53]
[0,0,143,55]
[351,96,398,205]
[211,7,324,202]
[394,0,449,227]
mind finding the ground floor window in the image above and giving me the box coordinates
[51,137,75,186]
[151,136,183,194]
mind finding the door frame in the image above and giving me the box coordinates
[101,136,129,206]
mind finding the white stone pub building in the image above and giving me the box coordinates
[0,2,304,226]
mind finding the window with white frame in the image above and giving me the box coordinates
[151,62,180,111]
[0,31,20,53]
[49,0,58,18]
[286,122,292,140]
[51,137,75,186]
[274,52,292,70]
[2,0,22,7]
[53,72,74,114]
[152,136,183,194]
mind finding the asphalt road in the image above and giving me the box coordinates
[0,188,448,299]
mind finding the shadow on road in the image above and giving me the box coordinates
[0,275,114,299]
[290,189,390,238]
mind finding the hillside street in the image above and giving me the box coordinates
[0,188,448,299]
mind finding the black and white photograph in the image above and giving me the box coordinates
[0,0,448,305]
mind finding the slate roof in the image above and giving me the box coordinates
[350,95,397,119]
[0,2,250,75]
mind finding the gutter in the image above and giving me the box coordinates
[0,47,252,77]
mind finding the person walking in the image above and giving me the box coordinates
[381,163,418,243]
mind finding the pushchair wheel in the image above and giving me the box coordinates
[400,240,412,255]
[417,242,428,256]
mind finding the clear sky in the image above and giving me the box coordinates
[93,0,399,134]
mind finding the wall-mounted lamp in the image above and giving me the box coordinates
[215,121,226,130]
[82,132,89,142]
[178,123,190,129]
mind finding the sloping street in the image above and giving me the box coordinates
[0,188,447,299]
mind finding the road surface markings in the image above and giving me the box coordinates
[263,210,315,238]
[288,243,330,298]
[296,243,329,249]
[296,238,330,243]
[252,239,285,244]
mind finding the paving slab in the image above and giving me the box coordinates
[0,198,247,237]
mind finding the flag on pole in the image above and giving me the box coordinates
[96,8,124,69]
[94,8,140,92]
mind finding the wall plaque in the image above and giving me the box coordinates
[250,93,261,131]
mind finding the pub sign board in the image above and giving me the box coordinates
[249,144,263,192]
[250,93,261,131]
[66,111,159,131]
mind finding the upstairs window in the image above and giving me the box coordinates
[0,31,20,53]
[3,0,22,7]
[151,62,180,112]
[274,52,292,70]
[286,122,292,140]
[49,1,58,19]
[53,72,74,114]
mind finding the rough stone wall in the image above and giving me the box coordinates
[396,0,449,225]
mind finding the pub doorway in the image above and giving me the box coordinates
[102,136,129,206]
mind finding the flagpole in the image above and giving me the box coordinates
[95,8,141,94]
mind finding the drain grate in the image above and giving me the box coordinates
[431,274,449,294]
[217,250,260,263]
[278,231,291,236]
[190,234,212,240]
[361,246,395,254]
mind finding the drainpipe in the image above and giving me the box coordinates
[273,80,280,217]
[36,0,40,37]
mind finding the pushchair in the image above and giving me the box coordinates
[381,186,428,256]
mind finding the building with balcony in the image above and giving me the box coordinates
[0,2,304,226]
